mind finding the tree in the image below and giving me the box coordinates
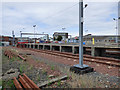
[53,37,56,41]
[57,35,62,41]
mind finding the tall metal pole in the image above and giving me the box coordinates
[34,27,35,43]
[118,1,120,36]
[33,25,36,44]
[70,1,93,74]
[118,1,120,44]
[12,31,15,46]
[79,0,83,67]
[20,31,22,42]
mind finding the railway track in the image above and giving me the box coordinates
[22,48,120,67]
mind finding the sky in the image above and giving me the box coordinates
[1,0,119,38]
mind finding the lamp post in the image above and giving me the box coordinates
[20,31,22,37]
[113,18,118,43]
[33,25,36,43]
[20,31,22,42]
[12,31,15,46]
[62,27,66,41]
[62,27,66,31]
[78,0,84,67]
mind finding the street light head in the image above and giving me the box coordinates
[33,25,36,27]
[113,18,116,20]
[85,4,88,8]
[62,27,66,30]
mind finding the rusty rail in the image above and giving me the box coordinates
[18,55,26,61]
[23,73,39,89]
[13,77,22,89]
[19,75,31,88]
[4,50,26,61]
[4,50,14,59]
[13,74,40,89]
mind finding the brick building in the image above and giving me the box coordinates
[0,36,18,45]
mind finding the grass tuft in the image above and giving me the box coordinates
[57,80,61,86]
[2,80,14,88]
[42,70,47,75]
[51,65,55,70]
[19,64,27,73]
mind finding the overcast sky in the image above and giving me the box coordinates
[1,0,119,38]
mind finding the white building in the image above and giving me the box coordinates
[1,42,9,46]
[53,32,68,41]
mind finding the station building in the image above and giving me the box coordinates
[83,34,119,43]
[53,32,68,41]
[68,34,120,45]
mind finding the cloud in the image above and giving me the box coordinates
[1,1,118,38]
[84,2,118,35]
[2,0,119,2]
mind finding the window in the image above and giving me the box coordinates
[9,38,11,40]
[2,38,4,41]
[109,37,112,40]
[105,40,107,42]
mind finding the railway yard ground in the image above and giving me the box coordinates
[0,46,120,89]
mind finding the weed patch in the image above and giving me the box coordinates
[42,70,47,75]
[57,80,61,86]
[16,57,22,61]
[51,65,55,70]
[19,64,27,73]
[28,65,33,70]
[2,80,14,88]
[37,75,41,81]
[10,57,15,62]
[47,80,51,86]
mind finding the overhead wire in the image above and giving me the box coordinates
[40,2,79,22]
[37,2,79,35]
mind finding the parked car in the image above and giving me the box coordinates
[58,41,64,43]
[45,41,51,43]
[39,40,44,43]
